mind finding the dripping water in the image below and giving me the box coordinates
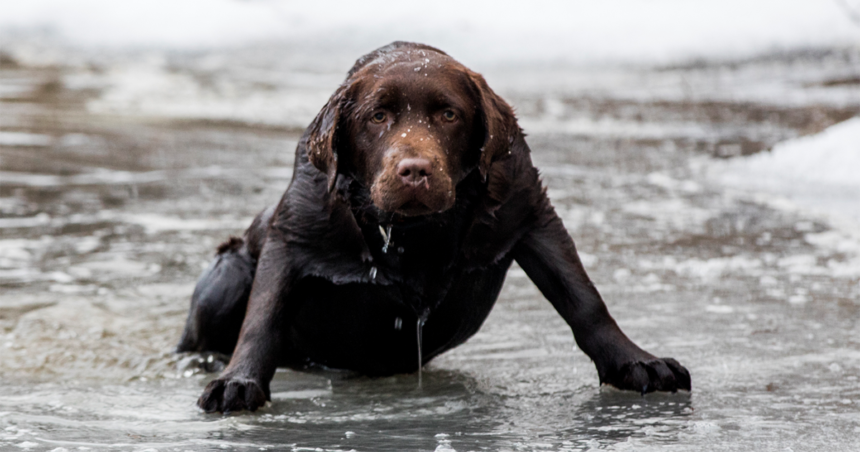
[416,311,428,388]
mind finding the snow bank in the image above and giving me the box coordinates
[710,117,860,279]
[2,0,859,65]
[712,117,860,223]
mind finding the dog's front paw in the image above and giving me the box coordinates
[601,357,691,394]
[198,376,269,413]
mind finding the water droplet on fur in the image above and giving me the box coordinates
[380,224,393,253]
[401,133,407,137]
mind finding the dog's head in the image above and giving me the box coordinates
[306,42,517,217]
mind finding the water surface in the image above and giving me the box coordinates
[1,44,860,451]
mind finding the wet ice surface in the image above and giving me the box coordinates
[2,44,860,451]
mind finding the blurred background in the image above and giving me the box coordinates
[1,1,859,451]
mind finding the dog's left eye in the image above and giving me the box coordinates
[442,110,457,122]
[371,112,387,124]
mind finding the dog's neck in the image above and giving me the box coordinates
[329,171,485,314]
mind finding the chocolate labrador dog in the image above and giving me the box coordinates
[177,41,690,413]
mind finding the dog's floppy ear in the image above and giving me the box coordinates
[469,71,518,180]
[307,82,354,192]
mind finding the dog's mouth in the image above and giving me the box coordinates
[393,199,434,217]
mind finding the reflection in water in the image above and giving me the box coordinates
[247,369,509,451]
[1,43,860,450]
[568,390,693,445]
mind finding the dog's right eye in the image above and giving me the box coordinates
[371,112,387,124]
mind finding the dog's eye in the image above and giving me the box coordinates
[371,112,387,124]
[442,110,457,122]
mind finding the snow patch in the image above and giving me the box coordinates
[711,117,860,223]
[622,198,712,232]
[639,255,763,281]
[0,132,52,147]
[123,213,248,234]
[709,117,860,278]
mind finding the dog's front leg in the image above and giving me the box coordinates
[512,212,691,394]
[197,236,294,413]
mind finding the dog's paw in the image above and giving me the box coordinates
[197,376,268,413]
[601,357,691,394]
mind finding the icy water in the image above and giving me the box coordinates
[2,44,860,451]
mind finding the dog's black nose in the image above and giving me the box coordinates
[397,158,432,187]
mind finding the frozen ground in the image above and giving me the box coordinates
[2,2,860,451]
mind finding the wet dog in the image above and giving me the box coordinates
[177,42,691,413]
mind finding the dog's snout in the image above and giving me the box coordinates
[397,158,432,187]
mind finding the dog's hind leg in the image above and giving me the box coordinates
[175,237,256,355]
[176,205,275,355]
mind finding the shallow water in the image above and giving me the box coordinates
[2,43,860,451]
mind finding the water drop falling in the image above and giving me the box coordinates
[417,318,423,388]
[416,311,428,388]
[369,266,377,281]
[394,317,402,330]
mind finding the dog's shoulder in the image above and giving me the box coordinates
[263,136,383,284]
[459,131,551,266]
